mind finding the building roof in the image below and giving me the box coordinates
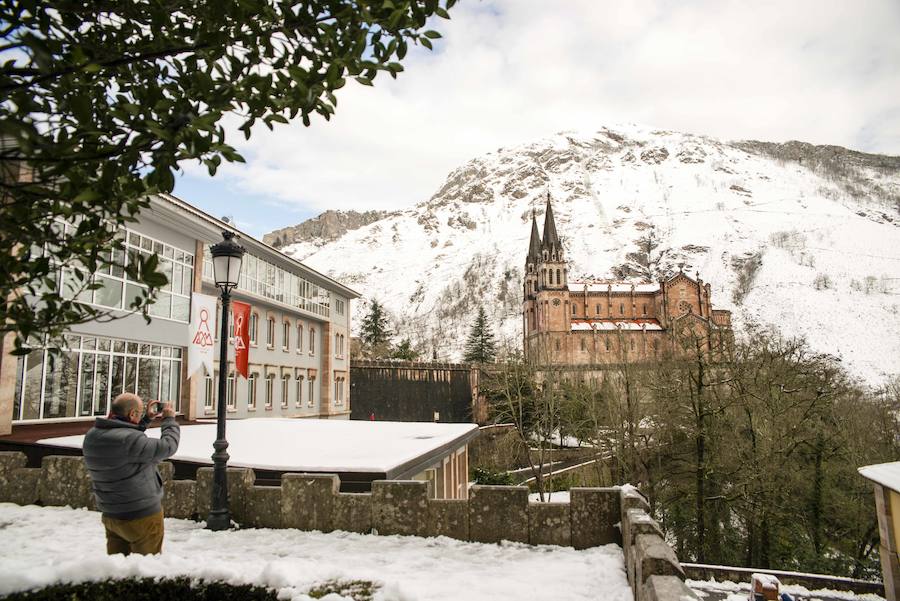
[156,193,361,299]
[38,418,479,477]
[858,461,900,492]
[541,194,561,252]
[527,211,542,262]
[571,319,664,331]
[570,281,661,294]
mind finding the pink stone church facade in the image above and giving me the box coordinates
[523,198,732,366]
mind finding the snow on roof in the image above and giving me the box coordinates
[571,319,663,331]
[858,461,900,492]
[38,418,479,475]
[569,281,660,294]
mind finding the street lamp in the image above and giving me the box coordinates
[207,230,245,531]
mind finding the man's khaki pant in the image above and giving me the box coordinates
[101,510,164,555]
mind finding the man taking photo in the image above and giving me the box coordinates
[83,392,180,555]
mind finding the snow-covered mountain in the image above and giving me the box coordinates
[277,125,900,384]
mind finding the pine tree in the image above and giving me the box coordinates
[360,299,391,352]
[463,306,497,364]
[391,338,419,361]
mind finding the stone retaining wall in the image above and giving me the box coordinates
[0,452,620,548]
[620,487,699,601]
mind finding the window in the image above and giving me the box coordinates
[630,339,635,351]
[580,338,585,351]
[295,373,304,408]
[249,313,258,345]
[228,316,235,341]
[266,317,275,347]
[282,321,290,351]
[265,374,274,408]
[619,303,624,315]
[642,304,647,316]
[204,374,214,410]
[309,328,316,355]
[308,376,316,407]
[596,304,601,315]
[334,376,345,406]
[605,338,610,351]
[556,269,561,285]
[247,373,258,409]
[226,372,236,410]
[296,323,303,352]
[335,298,345,315]
[571,304,576,316]
[281,374,290,408]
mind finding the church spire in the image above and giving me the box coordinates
[527,210,542,262]
[542,193,560,252]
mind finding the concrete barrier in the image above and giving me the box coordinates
[372,480,430,537]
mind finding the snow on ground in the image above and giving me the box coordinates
[0,504,632,601]
[528,491,570,503]
[37,418,478,473]
[688,578,884,601]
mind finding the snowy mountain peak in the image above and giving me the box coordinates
[277,126,900,384]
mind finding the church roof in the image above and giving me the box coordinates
[527,211,542,261]
[541,194,561,251]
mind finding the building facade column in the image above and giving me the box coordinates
[0,332,17,435]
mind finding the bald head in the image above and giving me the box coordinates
[111,393,143,422]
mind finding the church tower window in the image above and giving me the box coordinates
[556,269,561,285]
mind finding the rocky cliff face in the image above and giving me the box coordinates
[269,125,900,383]
[262,209,391,252]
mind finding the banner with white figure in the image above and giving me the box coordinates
[187,292,218,378]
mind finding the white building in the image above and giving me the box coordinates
[0,194,359,435]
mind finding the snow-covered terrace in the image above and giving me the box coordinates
[571,319,664,331]
[38,418,479,483]
[0,504,633,601]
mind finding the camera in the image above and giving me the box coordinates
[148,400,165,415]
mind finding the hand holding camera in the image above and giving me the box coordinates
[147,400,175,419]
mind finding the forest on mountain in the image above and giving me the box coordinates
[482,328,898,579]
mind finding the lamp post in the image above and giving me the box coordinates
[207,230,245,531]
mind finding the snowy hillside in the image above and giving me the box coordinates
[279,125,900,384]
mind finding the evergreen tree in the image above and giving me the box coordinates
[360,300,391,350]
[391,338,419,361]
[463,306,497,364]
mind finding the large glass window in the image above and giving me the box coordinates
[12,336,183,421]
[47,221,194,323]
[202,248,330,317]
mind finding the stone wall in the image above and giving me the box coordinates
[619,486,699,601]
[0,452,620,549]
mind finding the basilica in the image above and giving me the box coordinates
[523,197,732,366]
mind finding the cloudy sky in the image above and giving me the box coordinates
[174,0,900,237]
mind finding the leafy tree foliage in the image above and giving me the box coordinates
[463,306,497,364]
[0,0,454,351]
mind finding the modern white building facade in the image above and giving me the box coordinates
[0,194,358,435]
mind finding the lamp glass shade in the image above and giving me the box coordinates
[209,231,246,289]
[212,254,242,288]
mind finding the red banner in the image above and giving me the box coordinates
[232,301,251,379]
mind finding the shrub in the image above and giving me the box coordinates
[472,467,516,485]
[4,578,278,601]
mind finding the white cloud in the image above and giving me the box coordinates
[204,0,900,216]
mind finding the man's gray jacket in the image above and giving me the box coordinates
[83,416,180,520]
